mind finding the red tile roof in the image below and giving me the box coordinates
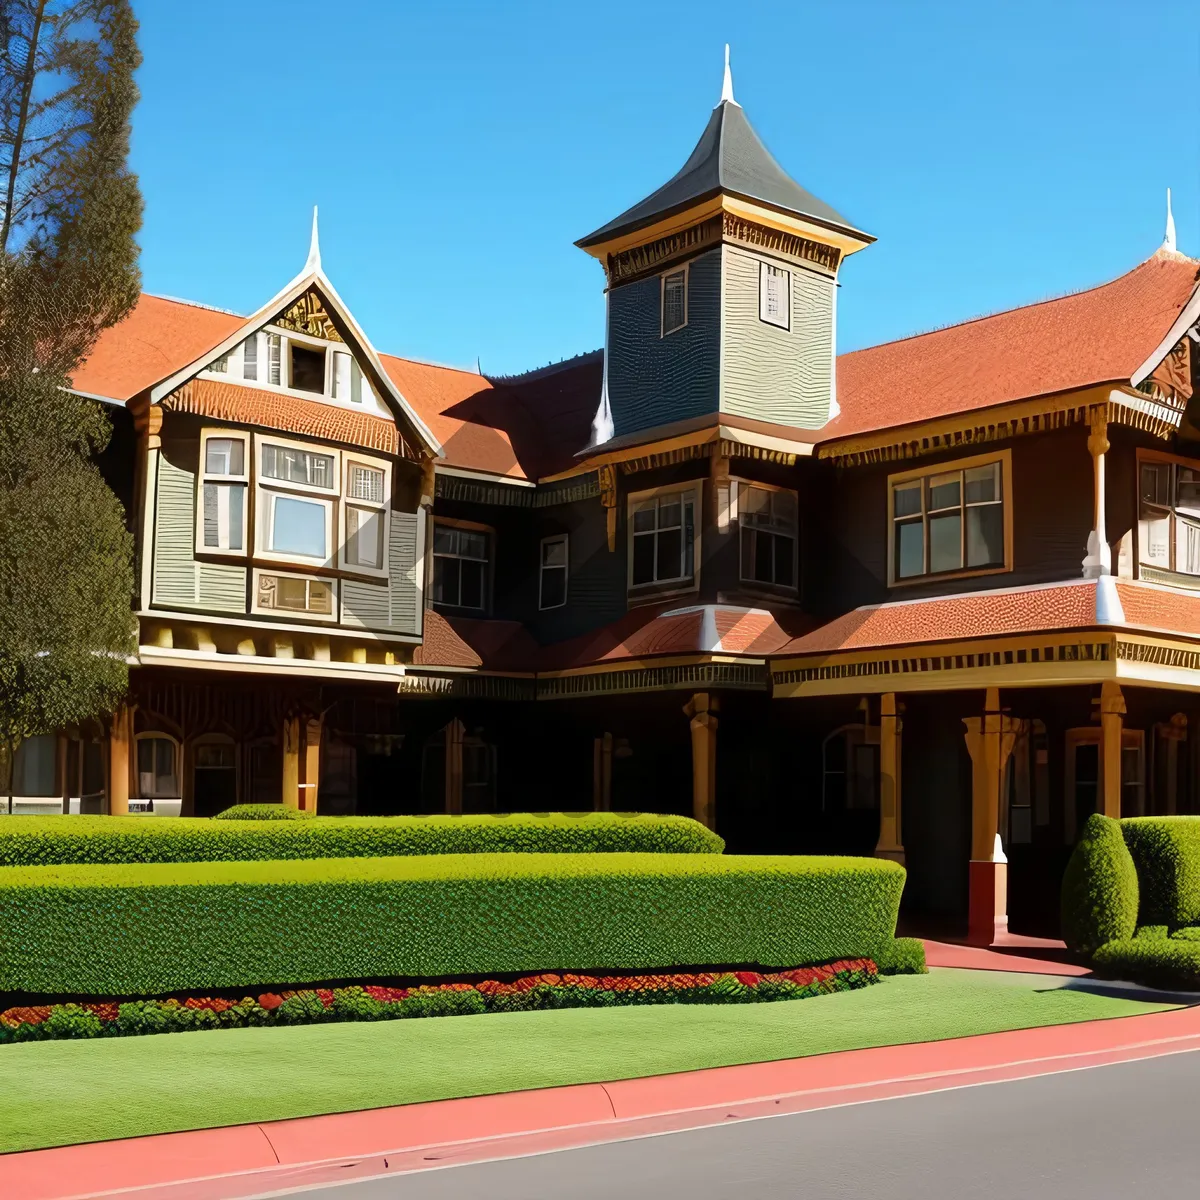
[163,378,400,454]
[827,251,1199,443]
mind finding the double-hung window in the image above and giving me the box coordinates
[539,534,568,609]
[342,458,390,574]
[661,268,687,336]
[136,734,179,799]
[198,430,249,553]
[432,523,490,610]
[331,351,375,405]
[257,439,337,566]
[630,488,696,589]
[890,454,1008,583]
[739,484,798,589]
[1139,455,1200,579]
[759,262,791,329]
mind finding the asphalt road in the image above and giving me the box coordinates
[267,1050,1200,1199]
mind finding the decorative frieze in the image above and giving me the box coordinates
[275,290,344,342]
[539,662,767,699]
[720,213,841,274]
[435,472,600,508]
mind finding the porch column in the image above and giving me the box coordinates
[1099,681,1125,819]
[444,718,465,814]
[107,705,132,816]
[963,687,1019,946]
[684,693,718,830]
[58,734,70,815]
[1082,408,1111,579]
[301,717,322,814]
[876,693,904,863]
[592,732,613,811]
[281,716,301,809]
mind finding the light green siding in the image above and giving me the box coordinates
[151,453,246,614]
[340,510,422,636]
[719,244,834,429]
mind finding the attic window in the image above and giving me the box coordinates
[661,269,687,336]
[759,263,790,329]
[290,343,326,394]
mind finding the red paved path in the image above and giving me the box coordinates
[7,966,1198,1200]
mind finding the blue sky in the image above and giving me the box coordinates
[132,1,1198,375]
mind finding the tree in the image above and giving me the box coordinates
[0,1,142,809]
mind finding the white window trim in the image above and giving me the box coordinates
[886,449,1013,588]
[539,533,569,610]
[736,479,799,592]
[626,481,702,596]
[339,454,392,579]
[660,263,689,338]
[759,260,791,331]
[1136,449,1200,586]
[196,428,250,557]
[250,568,339,623]
[134,731,181,800]
[254,433,339,569]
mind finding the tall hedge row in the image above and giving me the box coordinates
[0,853,910,995]
[0,812,724,867]
[1119,817,1200,928]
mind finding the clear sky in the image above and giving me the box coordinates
[132,0,1199,376]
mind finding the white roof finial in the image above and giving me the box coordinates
[720,44,737,106]
[305,205,321,273]
[1164,187,1177,253]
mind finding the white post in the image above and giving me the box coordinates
[1083,408,1110,579]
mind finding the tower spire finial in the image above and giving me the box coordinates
[1164,187,1177,253]
[305,205,321,273]
[720,44,737,106]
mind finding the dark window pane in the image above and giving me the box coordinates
[433,557,459,606]
[460,560,485,609]
[632,534,655,585]
[753,530,773,583]
[927,475,961,512]
[774,535,795,587]
[290,344,326,393]
[541,567,566,608]
[929,512,962,572]
[964,463,998,504]
[966,503,1004,567]
[656,528,682,580]
[896,520,924,578]
[893,483,922,518]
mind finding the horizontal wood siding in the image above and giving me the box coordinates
[151,449,246,613]
[339,511,422,635]
[720,245,833,430]
[606,247,720,439]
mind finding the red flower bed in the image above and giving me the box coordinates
[0,959,879,1042]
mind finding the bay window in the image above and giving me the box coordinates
[433,524,490,611]
[1139,454,1200,579]
[739,484,798,589]
[629,486,697,590]
[257,437,337,567]
[341,459,390,574]
[197,430,248,554]
[254,571,336,619]
[889,452,1010,584]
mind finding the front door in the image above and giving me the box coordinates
[193,740,237,817]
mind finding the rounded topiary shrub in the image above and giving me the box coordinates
[213,804,315,821]
[1061,813,1139,955]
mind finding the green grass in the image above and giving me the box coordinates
[0,969,1175,1155]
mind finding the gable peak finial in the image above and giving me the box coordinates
[720,44,737,106]
[1164,187,1177,253]
[305,205,321,273]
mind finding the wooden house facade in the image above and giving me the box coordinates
[13,54,1200,943]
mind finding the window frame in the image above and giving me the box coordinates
[1064,726,1145,841]
[626,481,702,597]
[196,428,250,557]
[338,455,392,579]
[250,568,339,622]
[886,449,1013,587]
[1136,448,1200,586]
[254,434,339,569]
[736,480,799,593]
[758,260,791,330]
[134,732,181,800]
[431,518,493,613]
[660,263,689,338]
[538,533,569,610]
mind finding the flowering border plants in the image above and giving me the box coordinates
[0,959,879,1042]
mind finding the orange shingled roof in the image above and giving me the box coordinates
[414,611,540,672]
[827,251,1200,442]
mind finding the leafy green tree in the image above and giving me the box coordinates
[0,1,142,809]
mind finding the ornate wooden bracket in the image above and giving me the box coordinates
[598,464,618,552]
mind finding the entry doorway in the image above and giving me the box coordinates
[820,724,880,855]
[192,737,237,817]
[1065,727,1145,838]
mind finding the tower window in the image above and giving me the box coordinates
[661,268,688,336]
[759,263,790,329]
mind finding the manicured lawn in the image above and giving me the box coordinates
[0,968,1177,1154]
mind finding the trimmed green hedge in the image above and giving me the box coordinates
[0,853,910,995]
[1119,816,1200,928]
[1092,937,1200,990]
[213,805,315,821]
[0,812,724,867]
[1060,814,1139,955]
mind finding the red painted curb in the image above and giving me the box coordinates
[7,1000,1200,1200]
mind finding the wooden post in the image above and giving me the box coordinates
[108,706,131,816]
[302,717,323,813]
[58,734,70,816]
[281,716,301,809]
[876,693,904,863]
[683,693,718,831]
[962,687,1019,946]
[598,465,618,553]
[592,732,613,811]
[444,718,465,814]
[1099,681,1125,819]
[1082,408,1111,579]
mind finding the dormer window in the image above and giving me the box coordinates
[289,343,326,393]
[759,263,790,329]
[661,268,688,336]
[242,334,258,381]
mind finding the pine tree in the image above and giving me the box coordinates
[0,1,142,809]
